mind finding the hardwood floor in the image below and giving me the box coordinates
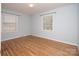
[1,35,79,56]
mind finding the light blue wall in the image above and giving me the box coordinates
[1,8,31,41]
[31,4,78,46]
[0,3,1,42]
[77,4,79,47]
[1,4,78,46]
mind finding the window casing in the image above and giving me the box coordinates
[42,14,53,31]
[2,13,18,33]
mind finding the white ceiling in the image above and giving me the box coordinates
[2,3,71,15]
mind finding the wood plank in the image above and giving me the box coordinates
[1,35,78,56]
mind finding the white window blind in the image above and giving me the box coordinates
[2,13,18,33]
[42,15,53,31]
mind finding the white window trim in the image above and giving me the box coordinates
[2,13,18,33]
[41,14,54,32]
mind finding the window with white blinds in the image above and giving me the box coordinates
[42,15,53,31]
[2,13,18,33]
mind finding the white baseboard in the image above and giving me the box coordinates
[1,34,30,41]
[1,34,78,46]
[32,34,77,46]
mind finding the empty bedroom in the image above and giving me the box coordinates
[1,3,79,56]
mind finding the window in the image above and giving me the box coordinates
[42,14,53,31]
[2,13,18,33]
